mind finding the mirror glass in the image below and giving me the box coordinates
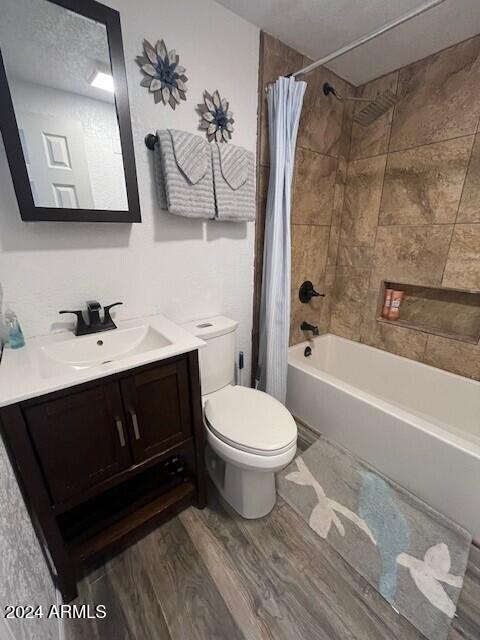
[0,0,128,211]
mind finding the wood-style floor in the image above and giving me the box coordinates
[66,430,480,640]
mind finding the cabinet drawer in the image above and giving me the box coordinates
[121,358,192,463]
[23,382,131,505]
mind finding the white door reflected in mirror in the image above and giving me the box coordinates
[18,113,94,209]
[0,0,129,212]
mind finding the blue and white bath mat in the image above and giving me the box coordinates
[277,436,472,640]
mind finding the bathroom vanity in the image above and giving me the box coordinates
[0,315,207,600]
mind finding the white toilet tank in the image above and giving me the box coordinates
[181,316,238,395]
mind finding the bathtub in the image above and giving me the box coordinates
[287,334,480,541]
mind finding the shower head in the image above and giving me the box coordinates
[353,91,397,126]
[322,82,397,127]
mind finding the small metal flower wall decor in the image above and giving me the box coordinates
[198,90,234,142]
[137,39,188,109]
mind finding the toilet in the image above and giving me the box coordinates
[182,316,297,519]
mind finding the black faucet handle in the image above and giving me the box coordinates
[103,302,123,328]
[59,310,88,335]
[299,281,325,303]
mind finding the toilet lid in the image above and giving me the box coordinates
[204,386,297,454]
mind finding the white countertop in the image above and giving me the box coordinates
[0,313,206,408]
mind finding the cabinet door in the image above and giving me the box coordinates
[24,382,131,506]
[120,359,192,464]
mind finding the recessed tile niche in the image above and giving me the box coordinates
[377,281,480,344]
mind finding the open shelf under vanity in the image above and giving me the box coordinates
[377,281,480,344]
[56,449,196,565]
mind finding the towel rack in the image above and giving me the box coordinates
[145,133,158,150]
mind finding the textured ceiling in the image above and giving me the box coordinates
[213,0,480,85]
[0,0,114,103]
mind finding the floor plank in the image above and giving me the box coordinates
[181,498,338,640]
[66,489,480,640]
[137,517,244,640]
[215,493,425,640]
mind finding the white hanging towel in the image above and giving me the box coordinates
[155,129,215,219]
[212,142,255,221]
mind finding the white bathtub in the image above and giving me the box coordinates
[287,334,480,541]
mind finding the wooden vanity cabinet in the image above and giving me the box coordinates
[120,359,192,464]
[0,351,206,601]
[24,381,131,505]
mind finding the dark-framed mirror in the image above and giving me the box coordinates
[0,0,141,223]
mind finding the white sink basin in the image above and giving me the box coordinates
[38,325,171,379]
[0,313,206,408]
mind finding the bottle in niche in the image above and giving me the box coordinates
[382,288,394,318]
[388,290,404,321]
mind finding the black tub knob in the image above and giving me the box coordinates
[299,281,325,304]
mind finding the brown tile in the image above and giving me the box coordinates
[337,245,374,269]
[255,165,269,258]
[339,90,355,160]
[327,158,348,266]
[360,288,427,360]
[329,267,370,341]
[350,72,398,160]
[371,225,453,286]
[423,335,480,380]
[390,36,480,152]
[379,137,473,225]
[259,33,304,166]
[458,134,480,223]
[443,224,480,290]
[261,33,304,85]
[298,62,345,157]
[252,165,270,351]
[340,155,387,247]
[291,224,330,299]
[327,219,340,267]
[290,266,335,345]
[290,224,330,345]
[292,149,337,225]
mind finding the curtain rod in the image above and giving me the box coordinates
[290,0,448,79]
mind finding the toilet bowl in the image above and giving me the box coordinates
[182,316,297,519]
[203,385,297,518]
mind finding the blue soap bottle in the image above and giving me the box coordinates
[5,307,25,349]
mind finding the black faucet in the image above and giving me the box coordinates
[299,281,325,303]
[59,301,123,336]
[300,321,319,336]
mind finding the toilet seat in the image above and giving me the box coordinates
[204,386,297,457]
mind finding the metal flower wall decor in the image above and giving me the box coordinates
[137,39,188,109]
[198,90,234,142]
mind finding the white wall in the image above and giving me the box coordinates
[0,0,259,636]
[0,0,259,385]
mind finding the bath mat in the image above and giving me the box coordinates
[277,436,472,640]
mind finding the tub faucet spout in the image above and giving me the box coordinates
[300,321,319,336]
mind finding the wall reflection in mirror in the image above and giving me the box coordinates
[0,0,130,213]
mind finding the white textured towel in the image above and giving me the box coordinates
[155,129,215,219]
[212,142,255,221]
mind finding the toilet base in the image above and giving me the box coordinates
[206,446,277,519]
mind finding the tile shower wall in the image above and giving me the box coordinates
[331,35,480,380]
[256,32,480,380]
[254,33,354,361]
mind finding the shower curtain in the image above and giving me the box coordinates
[257,76,306,403]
